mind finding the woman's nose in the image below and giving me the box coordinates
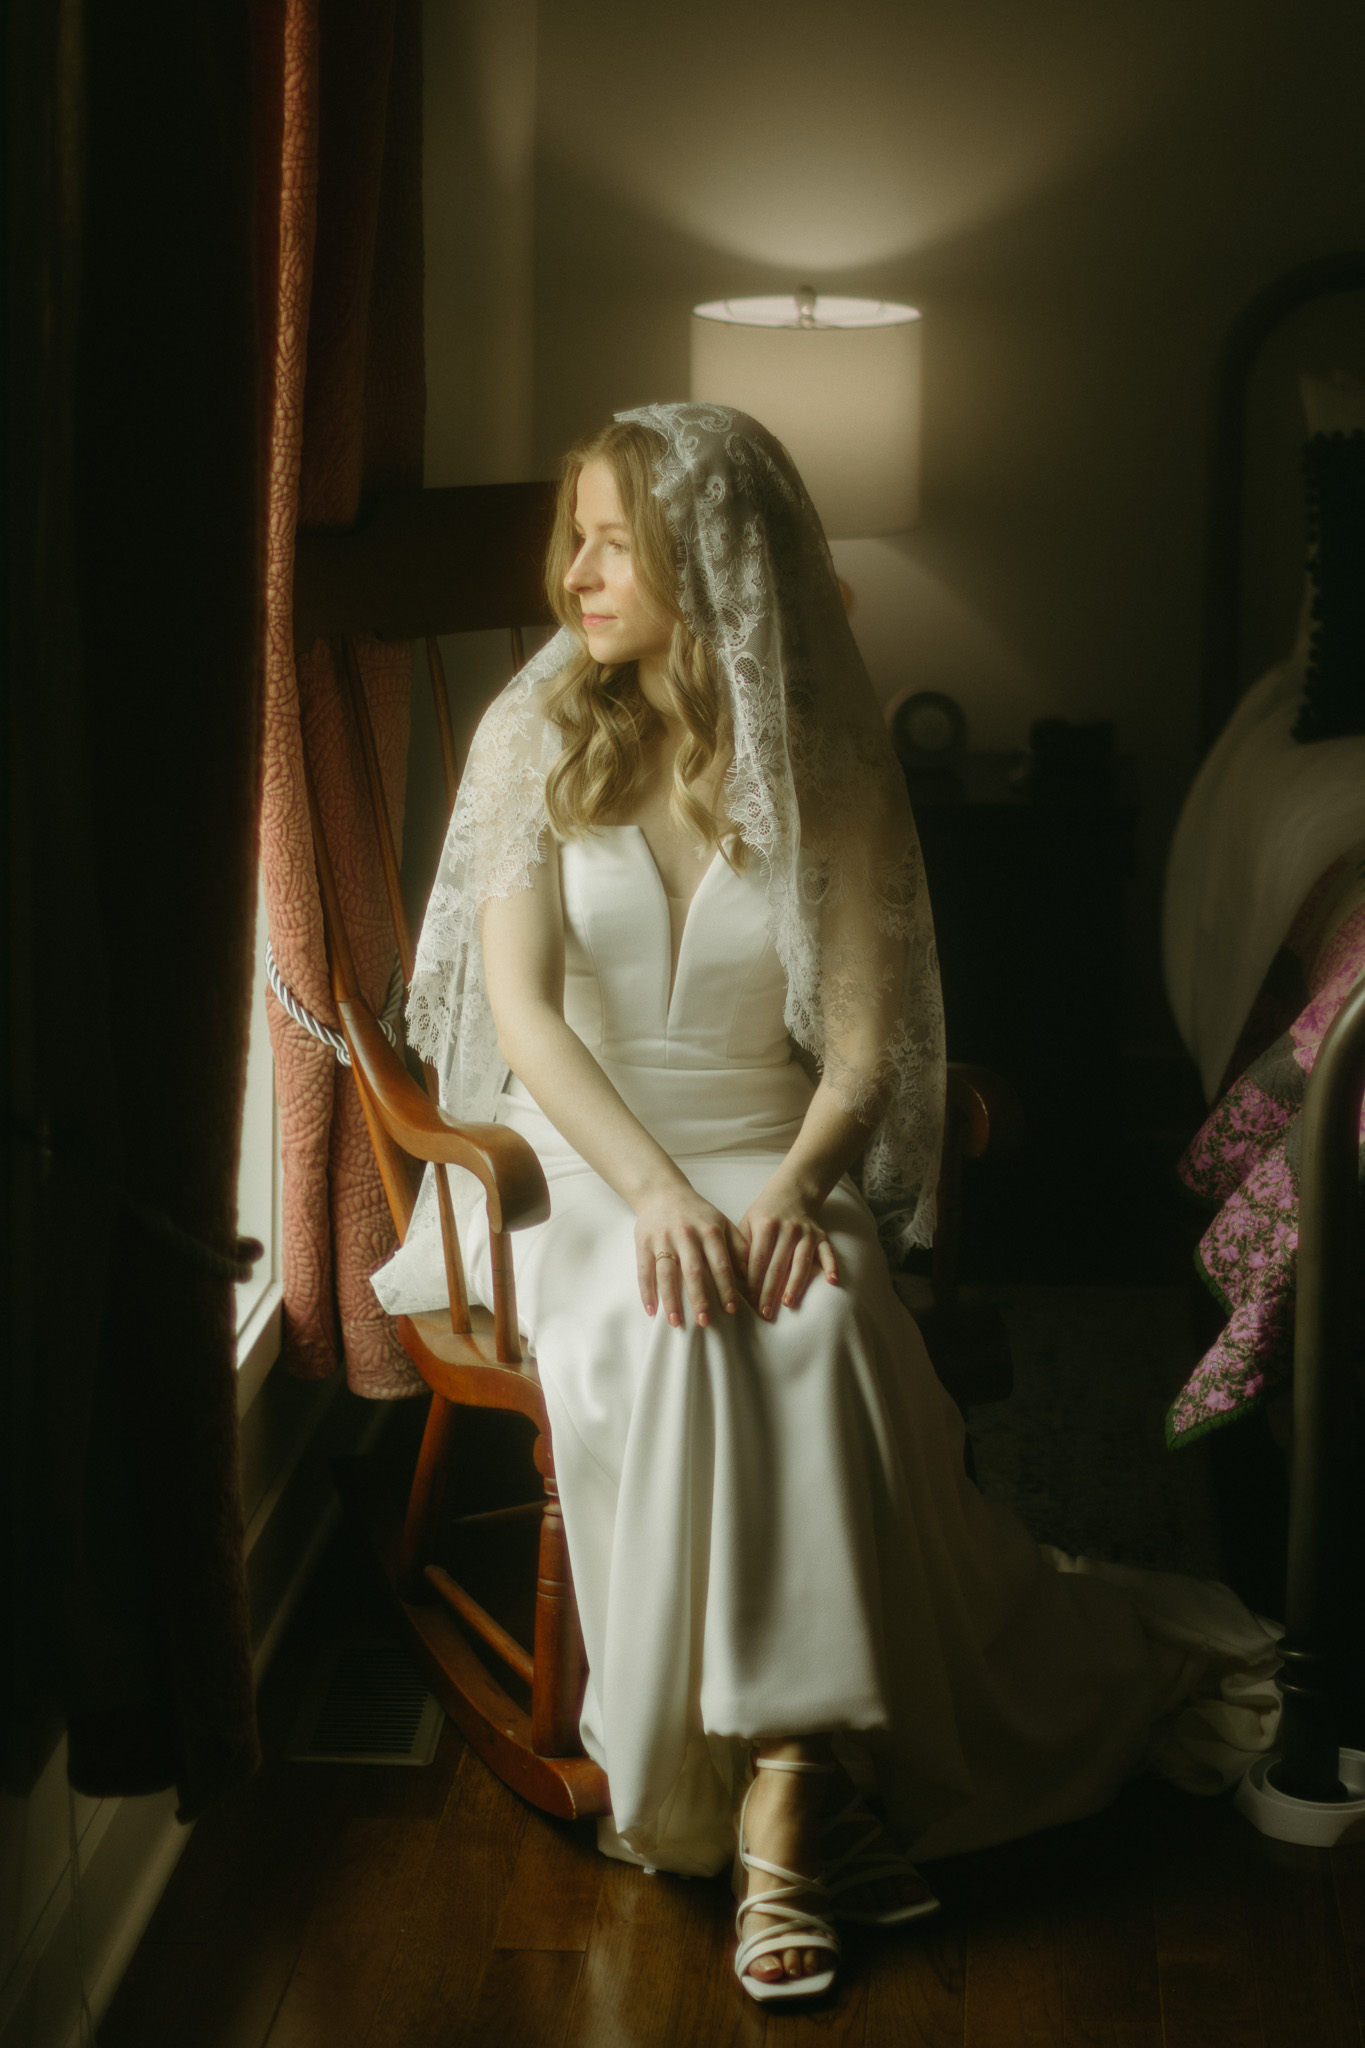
[565,544,599,592]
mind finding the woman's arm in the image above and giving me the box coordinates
[480,850,745,1326]
[744,808,918,1319]
[737,1081,869,1318]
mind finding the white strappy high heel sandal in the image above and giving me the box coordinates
[733,1757,841,2005]
[819,1790,942,1926]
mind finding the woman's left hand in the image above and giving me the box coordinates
[738,1171,840,1320]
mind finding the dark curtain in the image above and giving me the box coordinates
[6,0,266,1816]
[5,0,424,1816]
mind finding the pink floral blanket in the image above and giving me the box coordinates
[1167,851,1365,1447]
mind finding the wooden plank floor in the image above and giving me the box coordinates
[102,1540,1365,2048]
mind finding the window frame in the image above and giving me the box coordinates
[234,876,283,1414]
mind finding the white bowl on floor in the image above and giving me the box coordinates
[1236,1748,1365,1845]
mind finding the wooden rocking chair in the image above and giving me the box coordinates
[294,482,1021,1823]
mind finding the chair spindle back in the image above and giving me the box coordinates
[295,483,558,1350]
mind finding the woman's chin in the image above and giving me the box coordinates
[585,631,633,665]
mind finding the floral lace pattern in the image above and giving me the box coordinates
[406,404,945,1253]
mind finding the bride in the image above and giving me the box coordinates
[374,403,1281,2005]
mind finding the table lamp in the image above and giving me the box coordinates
[689,287,922,537]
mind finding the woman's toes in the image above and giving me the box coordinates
[780,1945,824,1979]
[748,1951,829,1985]
[749,1944,828,1986]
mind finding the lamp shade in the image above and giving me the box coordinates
[690,294,922,537]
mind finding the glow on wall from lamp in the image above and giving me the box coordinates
[537,0,1214,270]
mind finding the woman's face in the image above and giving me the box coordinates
[564,459,673,672]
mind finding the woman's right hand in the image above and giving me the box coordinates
[634,1178,748,1328]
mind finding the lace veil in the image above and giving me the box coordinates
[405,402,945,1253]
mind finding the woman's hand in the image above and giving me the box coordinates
[634,1178,748,1329]
[739,1169,840,1320]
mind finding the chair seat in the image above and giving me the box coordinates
[398,1306,547,1427]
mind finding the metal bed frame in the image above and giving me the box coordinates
[1204,253,1365,1813]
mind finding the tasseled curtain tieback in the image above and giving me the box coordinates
[264,937,404,1066]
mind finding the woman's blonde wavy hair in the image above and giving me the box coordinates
[543,419,740,859]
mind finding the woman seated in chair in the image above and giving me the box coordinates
[374,403,1279,2006]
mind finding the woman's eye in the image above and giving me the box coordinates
[608,540,629,555]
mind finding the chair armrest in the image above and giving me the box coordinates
[339,998,550,1232]
[945,1063,1025,1161]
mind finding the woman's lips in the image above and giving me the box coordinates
[581,614,614,627]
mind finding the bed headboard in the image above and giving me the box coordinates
[1201,252,1365,752]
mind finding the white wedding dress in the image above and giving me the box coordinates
[374,824,1282,1877]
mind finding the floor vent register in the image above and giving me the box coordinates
[287,1638,445,1766]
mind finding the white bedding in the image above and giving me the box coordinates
[1163,620,1365,1101]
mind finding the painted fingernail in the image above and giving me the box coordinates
[726,1299,738,1314]
[670,1312,681,1327]
[697,1312,709,1326]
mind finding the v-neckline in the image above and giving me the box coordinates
[621,824,723,1013]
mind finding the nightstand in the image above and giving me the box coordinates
[910,752,1140,1280]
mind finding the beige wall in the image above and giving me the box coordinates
[415,0,542,906]
[428,0,1365,1029]
[424,0,537,487]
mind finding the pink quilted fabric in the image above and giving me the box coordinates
[1169,891,1365,1446]
[259,0,424,1398]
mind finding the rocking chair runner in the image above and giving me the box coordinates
[294,481,1021,1823]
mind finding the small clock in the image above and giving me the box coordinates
[886,689,968,771]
